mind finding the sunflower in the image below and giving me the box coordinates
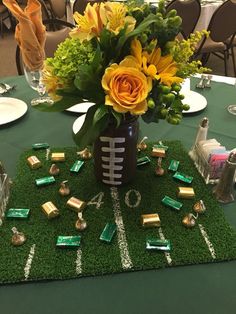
[130,38,183,86]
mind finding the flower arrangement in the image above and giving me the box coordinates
[41,0,208,147]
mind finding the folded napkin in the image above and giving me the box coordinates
[3,0,46,71]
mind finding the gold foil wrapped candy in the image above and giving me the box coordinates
[11,227,26,246]
[151,148,166,158]
[141,213,161,228]
[137,136,148,151]
[49,163,60,176]
[75,212,87,231]
[193,200,206,214]
[182,213,197,228]
[41,201,60,219]
[59,180,70,196]
[177,187,195,199]
[51,152,65,162]
[77,148,92,160]
[27,156,42,169]
[66,197,86,212]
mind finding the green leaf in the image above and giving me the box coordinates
[111,110,122,127]
[99,29,113,51]
[141,106,159,123]
[93,105,109,126]
[91,46,103,71]
[116,14,158,53]
[73,105,109,147]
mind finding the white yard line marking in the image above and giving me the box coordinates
[75,248,82,275]
[110,187,133,270]
[24,244,36,280]
[198,224,216,259]
[158,228,172,265]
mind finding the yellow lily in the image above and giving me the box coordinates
[42,64,66,101]
[100,2,136,35]
[70,3,103,41]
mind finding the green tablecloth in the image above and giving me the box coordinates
[0,75,236,314]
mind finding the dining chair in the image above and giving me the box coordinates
[166,0,201,39]
[0,2,11,38]
[46,0,67,20]
[37,0,53,21]
[225,33,236,77]
[15,19,74,75]
[194,0,236,77]
[73,0,106,14]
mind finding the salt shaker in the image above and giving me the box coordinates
[213,151,236,203]
[189,117,209,160]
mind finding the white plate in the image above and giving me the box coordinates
[0,97,28,125]
[182,90,207,113]
[72,114,86,134]
[66,101,95,113]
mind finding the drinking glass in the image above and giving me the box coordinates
[23,65,54,106]
[227,79,236,115]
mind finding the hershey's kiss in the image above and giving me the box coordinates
[49,163,60,176]
[155,157,165,176]
[182,213,196,228]
[77,148,92,160]
[137,136,148,151]
[11,227,26,246]
[59,180,70,196]
[193,200,206,214]
[75,212,87,231]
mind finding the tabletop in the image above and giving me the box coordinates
[0,74,236,314]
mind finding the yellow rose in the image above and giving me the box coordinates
[102,58,152,115]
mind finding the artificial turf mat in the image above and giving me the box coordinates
[1,141,236,284]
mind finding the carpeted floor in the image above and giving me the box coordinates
[1,141,236,284]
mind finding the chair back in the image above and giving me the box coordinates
[47,0,66,19]
[73,0,105,14]
[166,0,201,39]
[37,0,51,21]
[16,19,74,75]
[207,0,236,43]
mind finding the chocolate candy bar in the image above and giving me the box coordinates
[100,223,117,243]
[162,196,183,211]
[70,160,84,173]
[6,208,30,219]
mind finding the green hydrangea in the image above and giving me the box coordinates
[46,38,96,82]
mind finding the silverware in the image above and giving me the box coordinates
[205,75,212,88]
[0,83,8,94]
[0,83,16,94]
[196,75,206,89]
